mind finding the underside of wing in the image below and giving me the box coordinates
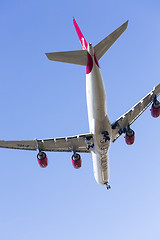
[37,133,93,153]
[0,140,37,150]
[0,133,94,153]
[111,83,160,142]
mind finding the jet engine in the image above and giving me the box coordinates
[37,151,48,168]
[150,99,160,118]
[125,128,135,145]
[71,153,82,169]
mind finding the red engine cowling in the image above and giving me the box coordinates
[37,152,48,168]
[125,129,135,145]
[150,100,160,118]
[72,153,82,169]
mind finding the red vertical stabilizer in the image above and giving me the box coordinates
[73,17,88,50]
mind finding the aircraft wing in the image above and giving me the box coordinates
[0,133,93,153]
[111,83,160,142]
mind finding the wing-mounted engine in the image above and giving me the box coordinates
[71,153,82,169]
[37,152,48,168]
[150,97,160,118]
[125,128,135,145]
[112,122,135,145]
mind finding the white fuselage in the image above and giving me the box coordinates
[86,44,111,185]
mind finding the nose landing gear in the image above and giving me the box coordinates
[105,182,111,190]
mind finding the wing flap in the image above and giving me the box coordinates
[37,133,93,153]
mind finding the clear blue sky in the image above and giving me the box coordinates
[0,1,160,239]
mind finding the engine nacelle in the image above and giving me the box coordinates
[150,100,160,118]
[125,128,135,145]
[71,153,82,169]
[37,152,48,168]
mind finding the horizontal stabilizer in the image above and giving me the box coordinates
[94,21,128,60]
[46,50,88,66]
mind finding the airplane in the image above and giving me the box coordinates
[0,18,160,189]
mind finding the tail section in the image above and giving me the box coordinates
[46,50,88,66]
[45,17,89,65]
[73,17,88,50]
[45,18,128,65]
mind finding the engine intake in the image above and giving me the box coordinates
[71,153,82,169]
[150,99,160,118]
[37,152,48,168]
[125,128,135,145]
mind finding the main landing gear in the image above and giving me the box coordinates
[102,131,110,142]
[85,136,94,150]
[105,182,111,190]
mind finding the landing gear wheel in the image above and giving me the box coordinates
[105,183,111,190]
[102,131,110,142]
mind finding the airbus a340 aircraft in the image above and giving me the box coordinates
[1,18,160,188]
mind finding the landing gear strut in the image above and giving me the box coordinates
[105,182,111,190]
[102,131,110,142]
[85,136,94,150]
